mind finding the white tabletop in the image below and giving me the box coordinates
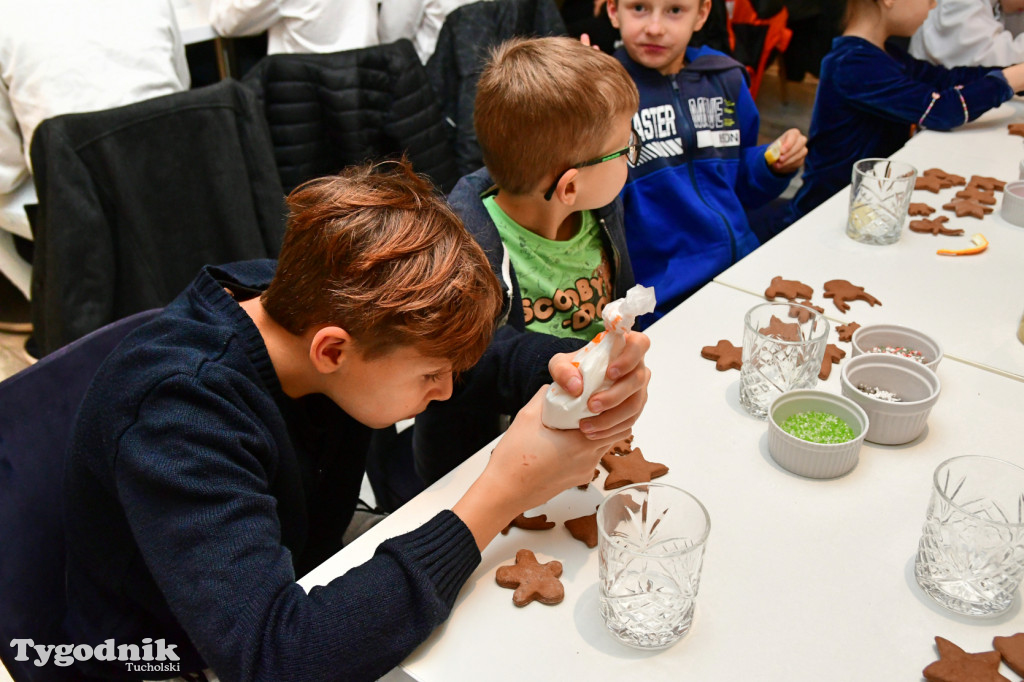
[715,101,1024,380]
[301,282,1024,682]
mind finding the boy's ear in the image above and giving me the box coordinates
[308,326,353,374]
[606,0,620,29]
[552,168,581,206]
[695,0,712,31]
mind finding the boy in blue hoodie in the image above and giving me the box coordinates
[608,0,807,319]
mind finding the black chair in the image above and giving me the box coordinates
[29,79,286,356]
[0,309,159,682]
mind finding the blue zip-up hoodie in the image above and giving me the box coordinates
[615,46,792,319]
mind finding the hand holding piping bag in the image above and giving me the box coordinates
[542,285,656,430]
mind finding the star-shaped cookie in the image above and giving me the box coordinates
[955,186,997,205]
[836,322,861,342]
[823,280,882,313]
[909,216,964,236]
[915,175,945,193]
[601,448,669,490]
[764,275,813,301]
[759,315,801,342]
[994,633,1024,677]
[495,549,564,607]
[701,339,743,371]
[943,199,993,219]
[819,343,846,380]
[922,636,1009,682]
[909,202,936,216]
[501,512,556,534]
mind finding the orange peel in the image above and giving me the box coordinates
[937,233,988,256]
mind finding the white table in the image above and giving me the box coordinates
[715,101,1024,380]
[301,281,1024,681]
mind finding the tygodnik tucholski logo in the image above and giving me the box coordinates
[9,637,181,673]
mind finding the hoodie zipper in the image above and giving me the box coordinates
[670,77,738,263]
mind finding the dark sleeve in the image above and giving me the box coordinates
[834,46,1013,131]
[414,325,584,483]
[116,372,479,682]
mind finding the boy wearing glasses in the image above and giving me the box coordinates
[413,36,642,482]
[607,0,807,319]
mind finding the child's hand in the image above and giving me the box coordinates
[548,331,651,439]
[579,33,601,50]
[768,128,808,175]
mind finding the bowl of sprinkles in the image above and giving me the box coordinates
[767,390,869,479]
[850,324,942,370]
[840,353,941,445]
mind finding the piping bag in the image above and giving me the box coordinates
[541,284,656,430]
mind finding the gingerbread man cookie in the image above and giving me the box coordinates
[836,322,861,343]
[968,175,1006,192]
[501,512,556,535]
[923,168,966,187]
[955,186,997,205]
[909,202,936,216]
[909,216,964,236]
[923,637,1008,682]
[701,340,743,371]
[819,344,846,380]
[495,549,564,607]
[788,301,824,323]
[915,175,945,193]
[764,275,813,301]
[759,315,801,342]
[1009,123,1024,137]
[601,448,669,490]
[994,633,1024,677]
[564,508,599,548]
[823,280,882,313]
[943,199,993,219]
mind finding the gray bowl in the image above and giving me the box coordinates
[850,324,942,370]
[840,353,940,445]
[767,390,869,479]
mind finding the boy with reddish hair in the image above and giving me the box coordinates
[60,161,648,681]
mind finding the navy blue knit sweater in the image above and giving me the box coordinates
[62,260,481,682]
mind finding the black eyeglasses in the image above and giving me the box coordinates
[543,129,642,201]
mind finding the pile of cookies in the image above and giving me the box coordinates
[700,276,882,380]
[923,633,1024,682]
[495,436,669,607]
[910,168,1005,238]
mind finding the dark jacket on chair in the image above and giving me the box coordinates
[426,0,566,177]
[29,78,286,356]
[242,39,458,194]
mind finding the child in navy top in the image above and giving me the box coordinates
[790,0,1024,222]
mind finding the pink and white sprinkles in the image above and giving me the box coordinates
[868,346,925,363]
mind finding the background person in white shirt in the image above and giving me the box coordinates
[910,0,1024,67]
[0,0,189,320]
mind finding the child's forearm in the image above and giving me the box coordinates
[1002,63,1024,93]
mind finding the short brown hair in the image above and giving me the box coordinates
[474,36,640,195]
[262,161,503,371]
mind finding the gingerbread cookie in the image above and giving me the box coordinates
[495,549,564,607]
[969,175,1006,192]
[910,216,964,236]
[1009,123,1024,137]
[576,468,600,491]
[823,280,882,313]
[701,340,743,371]
[955,186,997,205]
[789,301,824,323]
[923,168,967,188]
[943,199,993,219]
[915,175,945,193]
[764,275,813,301]
[923,637,1008,682]
[501,512,556,535]
[601,448,669,490]
[607,435,634,455]
[564,508,599,548]
[909,202,936,216]
[759,315,800,342]
[819,343,846,380]
[994,634,1024,677]
[836,322,861,342]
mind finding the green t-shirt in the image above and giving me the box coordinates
[484,196,612,340]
